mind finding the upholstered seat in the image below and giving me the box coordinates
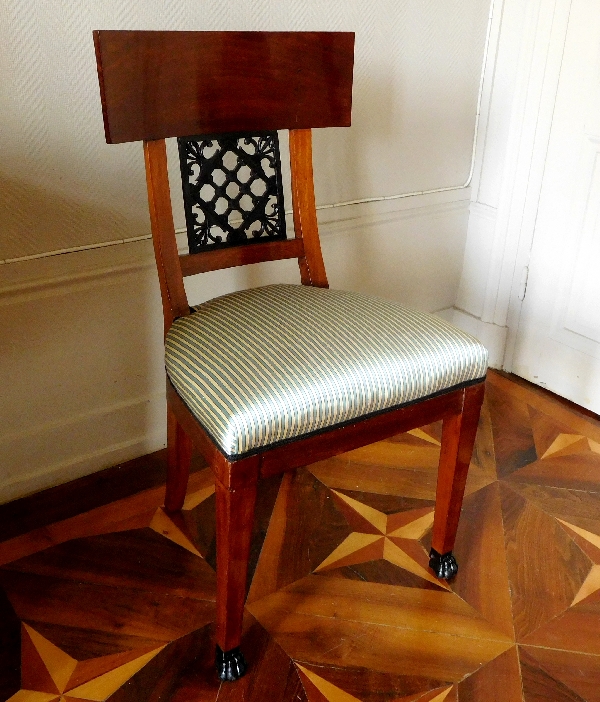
[166,284,488,457]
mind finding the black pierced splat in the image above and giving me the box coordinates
[177,132,287,254]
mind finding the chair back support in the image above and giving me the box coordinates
[177,132,288,254]
[94,31,354,143]
[93,31,355,330]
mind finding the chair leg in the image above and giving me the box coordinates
[214,478,257,682]
[430,382,485,580]
[165,406,193,512]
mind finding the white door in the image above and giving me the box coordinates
[511,0,600,413]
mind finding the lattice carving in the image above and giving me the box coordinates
[178,132,287,253]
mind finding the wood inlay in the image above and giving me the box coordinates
[520,645,600,702]
[3,370,600,700]
[519,647,587,702]
[457,646,522,702]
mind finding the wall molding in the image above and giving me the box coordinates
[0,257,155,306]
[0,393,162,445]
[0,191,469,295]
[456,202,499,319]
[320,196,470,235]
[469,201,498,221]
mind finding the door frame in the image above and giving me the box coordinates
[465,0,573,371]
[502,0,574,372]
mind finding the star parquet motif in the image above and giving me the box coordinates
[313,489,444,586]
[2,370,600,701]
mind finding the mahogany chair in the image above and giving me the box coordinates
[93,30,487,682]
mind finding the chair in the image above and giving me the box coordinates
[93,30,487,682]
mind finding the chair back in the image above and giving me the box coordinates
[94,31,355,329]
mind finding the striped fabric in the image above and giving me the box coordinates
[165,284,488,458]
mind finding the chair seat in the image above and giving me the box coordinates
[165,284,488,458]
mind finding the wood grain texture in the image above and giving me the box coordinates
[247,470,350,605]
[289,129,328,287]
[259,386,467,478]
[143,139,189,329]
[0,449,176,544]
[124,629,214,702]
[451,483,515,639]
[528,406,578,459]
[507,452,600,491]
[491,370,600,433]
[245,603,510,681]
[3,529,216,601]
[0,569,215,644]
[500,483,591,640]
[179,239,304,277]
[94,31,355,143]
[216,617,306,702]
[249,575,510,642]
[20,623,62,694]
[215,480,258,651]
[295,662,451,702]
[519,645,600,702]
[5,371,600,700]
[505,481,600,536]
[0,466,212,567]
[520,588,600,655]
[457,646,522,702]
[165,407,193,513]
[519,647,586,702]
[486,381,537,478]
[431,383,484,555]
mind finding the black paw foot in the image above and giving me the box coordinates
[429,549,458,580]
[216,645,247,682]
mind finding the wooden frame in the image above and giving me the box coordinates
[94,30,485,682]
[150,131,484,679]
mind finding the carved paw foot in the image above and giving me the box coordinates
[429,549,458,580]
[216,645,247,681]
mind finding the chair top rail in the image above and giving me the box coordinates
[94,30,355,144]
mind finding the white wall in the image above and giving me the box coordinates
[0,0,490,502]
[450,0,572,368]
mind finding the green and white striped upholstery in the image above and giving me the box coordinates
[165,284,488,458]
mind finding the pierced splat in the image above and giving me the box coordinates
[178,132,287,253]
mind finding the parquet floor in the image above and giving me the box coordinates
[2,370,600,701]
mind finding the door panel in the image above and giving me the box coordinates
[512,0,600,413]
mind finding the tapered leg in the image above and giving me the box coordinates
[430,382,485,579]
[165,405,193,513]
[215,478,257,681]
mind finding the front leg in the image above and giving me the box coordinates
[214,478,258,681]
[430,382,485,579]
[165,406,193,512]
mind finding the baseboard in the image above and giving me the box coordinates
[436,307,507,369]
[0,432,166,506]
[0,393,167,504]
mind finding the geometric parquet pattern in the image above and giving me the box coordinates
[2,370,600,701]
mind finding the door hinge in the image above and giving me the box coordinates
[518,265,529,301]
